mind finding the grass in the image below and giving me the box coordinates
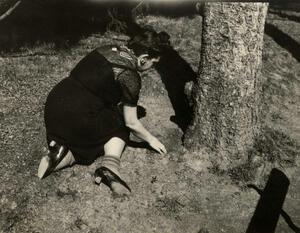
[1,13,299,179]
[0,12,299,233]
[137,15,202,70]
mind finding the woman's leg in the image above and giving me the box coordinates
[103,137,126,158]
[97,137,130,195]
[101,137,126,179]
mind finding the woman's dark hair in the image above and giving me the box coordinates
[128,27,170,58]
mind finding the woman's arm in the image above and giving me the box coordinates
[123,105,167,154]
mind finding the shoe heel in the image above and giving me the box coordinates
[94,168,104,185]
[94,176,102,185]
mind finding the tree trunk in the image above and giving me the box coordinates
[184,3,268,169]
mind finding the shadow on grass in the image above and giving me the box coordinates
[269,9,300,23]
[139,1,200,18]
[265,23,300,62]
[0,1,135,51]
[246,168,300,233]
[254,127,299,166]
[209,126,299,186]
[155,46,197,132]
[127,140,153,151]
[0,1,201,52]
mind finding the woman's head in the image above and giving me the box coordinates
[127,27,170,71]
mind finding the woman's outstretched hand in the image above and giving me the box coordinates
[123,106,167,154]
[149,137,167,155]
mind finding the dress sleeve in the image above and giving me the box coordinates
[118,70,141,106]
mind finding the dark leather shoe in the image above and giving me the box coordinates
[38,141,68,179]
[94,166,131,192]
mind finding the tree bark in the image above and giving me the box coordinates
[184,3,268,169]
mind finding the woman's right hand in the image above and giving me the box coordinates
[149,137,167,155]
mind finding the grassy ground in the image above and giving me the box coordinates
[0,13,299,233]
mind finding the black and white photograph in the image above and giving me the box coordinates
[0,0,299,232]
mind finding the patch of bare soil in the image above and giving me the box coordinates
[0,15,299,233]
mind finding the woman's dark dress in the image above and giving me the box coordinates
[44,45,141,164]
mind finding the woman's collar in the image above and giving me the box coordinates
[118,45,137,64]
[120,45,135,56]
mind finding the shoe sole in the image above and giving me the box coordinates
[95,176,102,184]
[37,156,50,179]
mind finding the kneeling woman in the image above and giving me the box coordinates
[38,30,168,192]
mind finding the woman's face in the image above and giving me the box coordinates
[137,54,160,72]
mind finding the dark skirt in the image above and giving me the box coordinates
[44,77,129,164]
